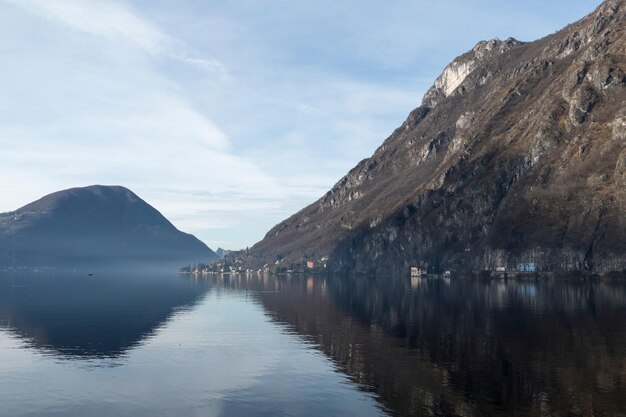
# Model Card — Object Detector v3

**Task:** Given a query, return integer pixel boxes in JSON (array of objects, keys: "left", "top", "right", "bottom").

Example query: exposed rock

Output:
[
  {"left": 246, "top": 0, "right": 626, "bottom": 275},
  {"left": 568, "top": 84, "right": 600, "bottom": 125},
  {"left": 422, "top": 38, "right": 524, "bottom": 107},
  {"left": 612, "top": 112, "right": 626, "bottom": 140}
]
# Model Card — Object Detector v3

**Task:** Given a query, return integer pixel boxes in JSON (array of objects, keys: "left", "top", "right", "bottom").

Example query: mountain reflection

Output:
[
  {"left": 218, "top": 274, "right": 626, "bottom": 417},
  {"left": 0, "top": 271, "right": 211, "bottom": 359}
]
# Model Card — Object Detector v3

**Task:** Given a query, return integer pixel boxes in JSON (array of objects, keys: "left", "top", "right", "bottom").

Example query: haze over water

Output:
[{"left": 1, "top": 271, "right": 625, "bottom": 416}]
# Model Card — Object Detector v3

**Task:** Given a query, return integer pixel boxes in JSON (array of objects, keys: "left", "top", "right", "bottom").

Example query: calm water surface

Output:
[{"left": 1, "top": 271, "right": 625, "bottom": 417}]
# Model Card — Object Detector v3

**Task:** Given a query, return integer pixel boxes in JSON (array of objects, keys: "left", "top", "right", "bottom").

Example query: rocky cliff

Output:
[
  {"left": 0, "top": 185, "right": 217, "bottom": 268},
  {"left": 249, "top": 0, "right": 626, "bottom": 274}
]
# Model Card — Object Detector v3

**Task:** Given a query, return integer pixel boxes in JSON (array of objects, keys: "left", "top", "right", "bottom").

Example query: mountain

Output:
[
  {"left": 246, "top": 0, "right": 626, "bottom": 274},
  {"left": 0, "top": 185, "right": 217, "bottom": 268},
  {"left": 215, "top": 247, "right": 230, "bottom": 259}
]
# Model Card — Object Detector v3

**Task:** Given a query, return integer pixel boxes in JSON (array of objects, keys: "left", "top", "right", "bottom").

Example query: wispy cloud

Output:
[
  {"left": 2, "top": 0, "right": 228, "bottom": 75},
  {"left": 0, "top": 0, "right": 602, "bottom": 249},
  {"left": 6, "top": 0, "right": 169, "bottom": 53},
  {"left": 183, "top": 58, "right": 229, "bottom": 79},
  {"left": 0, "top": 0, "right": 277, "bottom": 248}
]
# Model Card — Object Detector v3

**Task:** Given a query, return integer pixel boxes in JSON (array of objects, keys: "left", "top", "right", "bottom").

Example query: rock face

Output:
[
  {"left": 0, "top": 185, "right": 217, "bottom": 267},
  {"left": 248, "top": 0, "right": 626, "bottom": 274}
]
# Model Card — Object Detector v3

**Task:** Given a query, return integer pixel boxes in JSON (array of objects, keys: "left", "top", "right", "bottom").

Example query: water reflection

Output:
[
  {"left": 0, "top": 271, "right": 211, "bottom": 359},
  {"left": 2, "top": 271, "right": 625, "bottom": 417},
  {"left": 0, "top": 271, "right": 384, "bottom": 417},
  {"left": 217, "top": 274, "right": 626, "bottom": 417}
]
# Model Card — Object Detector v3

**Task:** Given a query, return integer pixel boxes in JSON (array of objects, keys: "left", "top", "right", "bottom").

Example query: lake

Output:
[{"left": 1, "top": 271, "right": 625, "bottom": 417}]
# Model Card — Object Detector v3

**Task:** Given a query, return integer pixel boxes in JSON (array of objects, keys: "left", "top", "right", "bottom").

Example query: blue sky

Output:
[{"left": 0, "top": 0, "right": 601, "bottom": 250}]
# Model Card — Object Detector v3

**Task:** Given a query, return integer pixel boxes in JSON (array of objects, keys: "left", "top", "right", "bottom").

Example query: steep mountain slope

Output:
[
  {"left": 249, "top": 0, "right": 626, "bottom": 274},
  {"left": 0, "top": 185, "right": 217, "bottom": 267}
]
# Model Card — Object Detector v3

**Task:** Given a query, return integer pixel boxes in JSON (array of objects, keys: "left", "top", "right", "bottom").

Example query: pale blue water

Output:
[
  {"left": 2, "top": 271, "right": 626, "bottom": 416},
  {"left": 0, "top": 272, "right": 384, "bottom": 417}
]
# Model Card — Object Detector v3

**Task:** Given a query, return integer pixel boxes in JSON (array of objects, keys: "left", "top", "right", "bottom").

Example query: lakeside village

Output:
[
  {"left": 180, "top": 254, "right": 540, "bottom": 279},
  {"left": 180, "top": 255, "right": 330, "bottom": 276}
]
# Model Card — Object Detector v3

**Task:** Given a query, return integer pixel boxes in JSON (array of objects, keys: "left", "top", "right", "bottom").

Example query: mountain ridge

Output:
[
  {"left": 243, "top": 0, "right": 626, "bottom": 274},
  {"left": 0, "top": 185, "right": 217, "bottom": 268}
]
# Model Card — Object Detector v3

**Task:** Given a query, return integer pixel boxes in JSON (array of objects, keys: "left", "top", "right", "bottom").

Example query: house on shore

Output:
[{"left": 516, "top": 263, "right": 537, "bottom": 273}]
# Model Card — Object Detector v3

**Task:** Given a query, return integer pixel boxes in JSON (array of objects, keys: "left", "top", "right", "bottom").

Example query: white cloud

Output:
[
  {"left": 2, "top": 0, "right": 227, "bottom": 75},
  {"left": 183, "top": 58, "right": 229, "bottom": 78},
  {"left": 5, "top": 0, "right": 170, "bottom": 54},
  {"left": 0, "top": 0, "right": 281, "bottom": 248},
  {"left": 0, "top": 0, "right": 602, "bottom": 249}
]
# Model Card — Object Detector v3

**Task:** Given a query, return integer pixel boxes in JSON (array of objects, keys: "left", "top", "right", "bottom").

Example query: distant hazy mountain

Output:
[
  {"left": 0, "top": 185, "right": 217, "bottom": 268},
  {"left": 215, "top": 247, "right": 230, "bottom": 259},
  {"left": 246, "top": 0, "right": 626, "bottom": 274}
]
